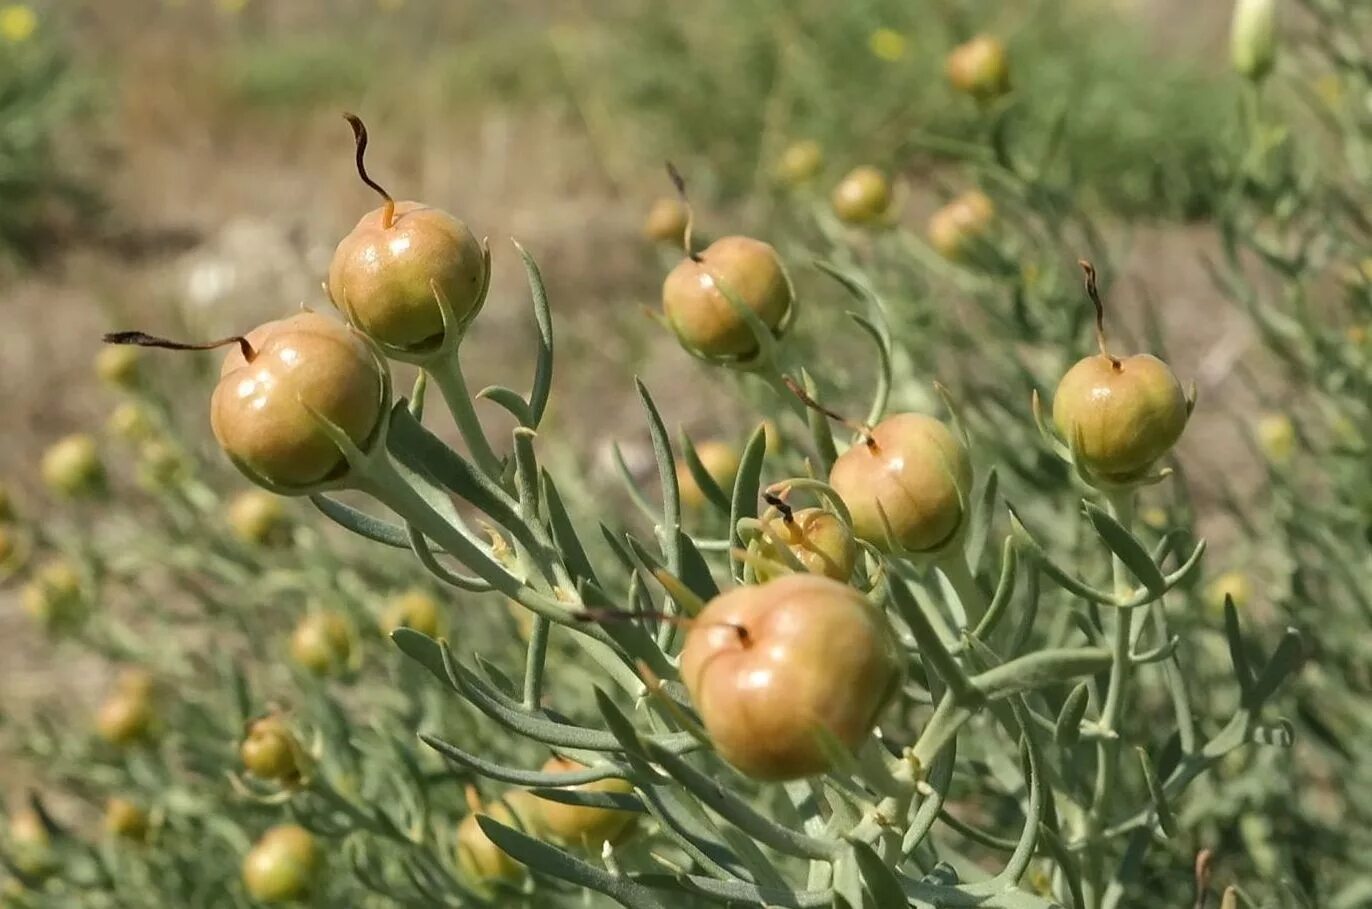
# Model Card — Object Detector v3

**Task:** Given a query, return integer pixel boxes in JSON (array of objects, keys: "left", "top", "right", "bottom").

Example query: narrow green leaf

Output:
[
  {"left": 848, "top": 840, "right": 907, "bottom": 908},
  {"left": 1083, "top": 501, "right": 1166, "bottom": 597},
  {"left": 528, "top": 787, "right": 645, "bottom": 813},
  {"left": 1135, "top": 747, "right": 1177, "bottom": 837},
  {"left": 1248, "top": 629, "right": 1303, "bottom": 709},
  {"left": 730, "top": 423, "right": 768, "bottom": 582},
  {"left": 680, "top": 432, "right": 732, "bottom": 513},
  {"left": 513, "top": 239, "right": 554, "bottom": 428},
  {"left": 1054, "top": 682, "right": 1090, "bottom": 747},
  {"left": 475, "top": 384, "right": 535, "bottom": 427},
  {"left": 311, "top": 495, "right": 410, "bottom": 548},
  {"left": 390, "top": 628, "right": 455, "bottom": 691}
]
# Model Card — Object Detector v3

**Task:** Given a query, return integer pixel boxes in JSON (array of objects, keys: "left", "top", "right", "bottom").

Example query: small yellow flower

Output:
[
  {"left": 1255, "top": 413, "right": 1294, "bottom": 465},
  {"left": 1206, "top": 570, "right": 1252, "bottom": 614},
  {"left": 868, "top": 28, "right": 908, "bottom": 63},
  {"left": 0, "top": 4, "right": 38, "bottom": 43}
]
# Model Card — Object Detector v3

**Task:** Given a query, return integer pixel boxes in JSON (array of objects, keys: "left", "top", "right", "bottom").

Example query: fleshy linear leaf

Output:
[{"left": 1083, "top": 501, "right": 1166, "bottom": 598}]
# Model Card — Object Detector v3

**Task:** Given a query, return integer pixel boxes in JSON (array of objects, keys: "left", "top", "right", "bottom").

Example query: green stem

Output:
[
  {"left": 522, "top": 617, "right": 552, "bottom": 710},
  {"left": 936, "top": 551, "right": 988, "bottom": 631},
  {"left": 1082, "top": 488, "right": 1137, "bottom": 909},
  {"left": 426, "top": 355, "right": 505, "bottom": 480}
]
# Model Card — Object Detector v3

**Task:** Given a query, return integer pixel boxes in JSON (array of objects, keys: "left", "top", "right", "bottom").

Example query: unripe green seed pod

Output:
[
  {"left": 662, "top": 236, "right": 793, "bottom": 359},
  {"left": 41, "top": 434, "right": 105, "bottom": 498},
  {"left": 240, "top": 716, "right": 302, "bottom": 782},
  {"left": 457, "top": 791, "right": 541, "bottom": 884},
  {"left": 829, "top": 414, "right": 972, "bottom": 554},
  {"left": 96, "top": 678, "right": 155, "bottom": 747},
  {"left": 329, "top": 201, "right": 488, "bottom": 352},
  {"left": 757, "top": 508, "right": 858, "bottom": 582},
  {"left": 290, "top": 611, "right": 354, "bottom": 675},
  {"left": 210, "top": 312, "right": 385, "bottom": 490},
  {"left": 106, "top": 402, "right": 156, "bottom": 444},
  {"left": 681, "top": 574, "right": 900, "bottom": 781},
  {"left": 774, "top": 140, "right": 824, "bottom": 186},
  {"left": 677, "top": 441, "right": 741, "bottom": 512},
  {"left": 95, "top": 344, "right": 141, "bottom": 389},
  {"left": 1231, "top": 0, "right": 1278, "bottom": 82},
  {"left": 642, "top": 197, "right": 689, "bottom": 247},
  {"left": 138, "top": 440, "right": 185, "bottom": 487},
  {"left": 535, "top": 758, "right": 637, "bottom": 849},
  {"left": 830, "top": 166, "right": 891, "bottom": 225},
  {"left": 227, "top": 490, "right": 289, "bottom": 546},
  {"left": 946, "top": 35, "right": 1010, "bottom": 100},
  {"left": 928, "top": 190, "right": 995, "bottom": 262},
  {"left": 381, "top": 588, "right": 442, "bottom": 638},
  {"left": 242, "top": 824, "right": 319, "bottom": 903},
  {"left": 21, "top": 559, "right": 84, "bottom": 631},
  {"left": 1052, "top": 354, "right": 1188, "bottom": 483},
  {"left": 104, "top": 797, "right": 149, "bottom": 842}
]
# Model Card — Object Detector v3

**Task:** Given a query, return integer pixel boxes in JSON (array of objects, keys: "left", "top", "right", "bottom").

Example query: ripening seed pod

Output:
[
  {"left": 96, "top": 677, "right": 155, "bottom": 747},
  {"left": 381, "top": 588, "right": 442, "bottom": 638},
  {"left": 210, "top": 312, "right": 385, "bottom": 490},
  {"left": 928, "top": 190, "right": 995, "bottom": 262},
  {"left": 242, "top": 825, "right": 320, "bottom": 903},
  {"left": 830, "top": 166, "right": 892, "bottom": 225},
  {"left": 290, "top": 611, "right": 355, "bottom": 675},
  {"left": 1053, "top": 353, "right": 1189, "bottom": 484},
  {"left": 456, "top": 791, "right": 541, "bottom": 884},
  {"left": 138, "top": 440, "right": 186, "bottom": 487},
  {"left": 21, "top": 559, "right": 85, "bottom": 631},
  {"left": 774, "top": 140, "right": 824, "bottom": 186},
  {"left": 1231, "top": 0, "right": 1278, "bottom": 82},
  {"left": 757, "top": 507, "right": 858, "bottom": 582},
  {"left": 1205, "top": 571, "right": 1252, "bottom": 615},
  {"left": 103, "top": 797, "right": 149, "bottom": 842},
  {"left": 328, "top": 116, "right": 487, "bottom": 353},
  {"left": 642, "top": 197, "right": 689, "bottom": 247},
  {"left": 240, "top": 716, "right": 303, "bottom": 783},
  {"left": 829, "top": 414, "right": 972, "bottom": 554},
  {"left": 681, "top": 574, "right": 900, "bottom": 780},
  {"left": 41, "top": 434, "right": 105, "bottom": 498},
  {"left": 106, "top": 402, "right": 156, "bottom": 443},
  {"left": 95, "top": 344, "right": 141, "bottom": 389},
  {"left": 535, "top": 758, "right": 638, "bottom": 849},
  {"left": 677, "top": 441, "right": 741, "bottom": 511},
  {"left": 662, "top": 236, "right": 794, "bottom": 360},
  {"left": 946, "top": 35, "right": 1010, "bottom": 101},
  {"left": 227, "top": 489, "right": 289, "bottom": 545}
]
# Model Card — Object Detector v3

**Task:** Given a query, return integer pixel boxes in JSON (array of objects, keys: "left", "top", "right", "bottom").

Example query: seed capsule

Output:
[
  {"left": 775, "top": 140, "right": 823, "bottom": 186},
  {"left": 96, "top": 679, "right": 155, "bottom": 747},
  {"left": 240, "top": 716, "right": 302, "bottom": 782},
  {"left": 242, "top": 825, "right": 320, "bottom": 903},
  {"left": 227, "top": 490, "right": 289, "bottom": 545},
  {"left": 829, "top": 414, "right": 972, "bottom": 554},
  {"left": 103, "top": 797, "right": 149, "bottom": 842},
  {"left": 41, "top": 433, "right": 105, "bottom": 498},
  {"left": 8, "top": 808, "right": 55, "bottom": 879},
  {"left": 1231, "top": 0, "right": 1278, "bottom": 82},
  {"left": 95, "top": 345, "right": 142, "bottom": 388},
  {"left": 1052, "top": 353, "right": 1188, "bottom": 483},
  {"left": 535, "top": 758, "right": 637, "bottom": 849},
  {"left": 381, "top": 588, "right": 442, "bottom": 638},
  {"left": 662, "top": 236, "right": 793, "bottom": 359},
  {"left": 21, "top": 560, "right": 85, "bottom": 631},
  {"left": 830, "top": 166, "right": 892, "bottom": 225},
  {"left": 680, "top": 574, "right": 900, "bottom": 780},
  {"left": 946, "top": 35, "right": 1010, "bottom": 101},
  {"left": 290, "top": 611, "right": 355, "bottom": 675},
  {"left": 928, "top": 190, "right": 995, "bottom": 262},
  {"left": 456, "top": 791, "right": 541, "bottom": 884},
  {"left": 757, "top": 507, "right": 858, "bottom": 582},
  {"left": 210, "top": 312, "right": 385, "bottom": 490},
  {"left": 642, "top": 197, "right": 689, "bottom": 246}
]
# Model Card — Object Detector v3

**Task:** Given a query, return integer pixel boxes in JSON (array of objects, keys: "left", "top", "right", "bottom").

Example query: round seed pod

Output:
[
  {"left": 106, "top": 402, "right": 156, "bottom": 443},
  {"left": 290, "top": 611, "right": 355, "bottom": 675},
  {"left": 103, "top": 797, "right": 149, "bottom": 842},
  {"left": 534, "top": 758, "right": 637, "bottom": 849},
  {"left": 456, "top": 791, "right": 542, "bottom": 885},
  {"left": 928, "top": 190, "right": 995, "bottom": 262},
  {"left": 758, "top": 507, "right": 858, "bottom": 582},
  {"left": 41, "top": 434, "right": 105, "bottom": 498},
  {"left": 642, "top": 197, "right": 689, "bottom": 247},
  {"left": 8, "top": 808, "right": 55, "bottom": 879},
  {"left": 680, "top": 574, "right": 901, "bottom": 780},
  {"left": 96, "top": 682, "right": 155, "bottom": 747},
  {"left": 240, "top": 716, "right": 302, "bottom": 782},
  {"left": 662, "top": 236, "right": 793, "bottom": 359},
  {"left": 829, "top": 414, "right": 972, "bottom": 554},
  {"left": 830, "top": 166, "right": 892, "bottom": 225},
  {"left": 381, "top": 588, "right": 442, "bottom": 638},
  {"left": 227, "top": 490, "right": 289, "bottom": 546},
  {"left": 20, "top": 559, "right": 84, "bottom": 631},
  {"left": 775, "top": 140, "right": 824, "bottom": 186},
  {"left": 946, "top": 35, "right": 1010, "bottom": 100},
  {"left": 95, "top": 345, "right": 141, "bottom": 389},
  {"left": 329, "top": 201, "right": 487, "bottom": 353},
  {"left": 242, "top": 824, "right": 320, "bottom": 903},
  {"left": 210, "top": 312, "right": 385, "bottom": 490},
  {"left": 1052, "top": 353, "right": 1188, "bottom": 483}
]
